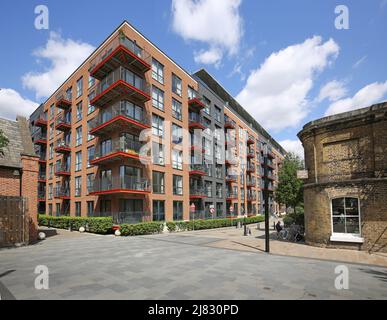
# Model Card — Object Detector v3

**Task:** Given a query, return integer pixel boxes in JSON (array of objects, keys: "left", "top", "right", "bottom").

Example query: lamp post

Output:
[{"left": 263, "top": 143, "right": 270, "bottom": 253}]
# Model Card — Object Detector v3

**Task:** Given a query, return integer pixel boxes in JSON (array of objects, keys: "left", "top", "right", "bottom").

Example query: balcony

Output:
[
  {"left": 55, "top": 140, "right": 71, "bottom": 154},
  {"left": 246, "top": 179, "right": 256, "bottom": 187},
  {"left": 188, "top": 90, "right": 205, "bottom": 111},
  {"left": 55, "top": 164, "right": 71, "bottom": 176},
  {"left": 38, "top": 191, "right": 46, "bottom": 201},
  {"left": 55, "top": 91, "right": 72, "bottom": 110},
  {"left": 190, "top": 145, "right": 205, "bottom": 154},
  {"left": 38, "top": 154, "right": 47, "bottom": 164},
  {"left": 38, "top": 172, "right": 46, "bottom": 183},
  {"left": 90, "top": 176, "right": 151, "bottom": 196},
  {"left": 34, "top": 114, "right": 47, "bottom": 127},
  {"left": 189, "top": 113, "right": 206, "bottom": 130},
  {"left": 89, "top": 32, "right": 151, "bottom": 81},
  {"left": 247, "top": 136, "right": 255, "bottom": 145},
  {"left": 224, "top": 116, "right": 236, "bottom": 129},
  {"left": 247, "top": 194, "right": 257, "bottom": 201},
  {"left": 246, "top": 164, "right": 256, "bottom": 173},
  {"left": 55, "top": 113, "right": 71, "bottom": 131},
  {"left": 247, "top": 150, "right": 255, "bottom": 159},
  {"left": 54, "top": 187, "right": 70, "bottom": 199},
  {"left": 189, "top": 164, "right": 206, "bottom": 176},
  {"left": 226, "top": 191, "right": 238, "bottom": 201},
  {"left": 32, "top": 131, "right": 47, "bottom": 145},
  {"left": 226, "top": 175, "right": 238, "bottom": 183},
  {"left": 189, "top": 188, "right": 207, "bottom": 199},
  {"left": 92, "top": 211, "right": 152, "bottom": 225},
  {"left": 264, "top": 173, "right": 276, "bottom": 181},
  {"left": 91, "top": 67, "right": 151, "bottom": 108},
  {"left": 89, "top": 101, "right": 150, "bottom": 136},
  {"left": 90, "top": 138, "right": 149, "bottom": 166}
]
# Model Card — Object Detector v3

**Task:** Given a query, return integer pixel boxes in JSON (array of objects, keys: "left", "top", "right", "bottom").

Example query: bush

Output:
[
  {"left": 283, "top": 211, "right": 304, "bottom": 227},
  {"left": 167, "top": 216, "right": 265, "bottom": 233},
  {"left": 120, "top": 221, "right": 164, "bottom": 236},
  {"left": 38, "top": 215, "right": 113, "bottom": 234}
]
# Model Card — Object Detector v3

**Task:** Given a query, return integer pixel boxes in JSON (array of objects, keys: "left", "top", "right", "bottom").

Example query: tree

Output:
[
  {"left": 275, "top": 152, "right": 304, "bottom": 215},
  {"left": 0, "top": 129, "right": 9, "bottom": 156}
]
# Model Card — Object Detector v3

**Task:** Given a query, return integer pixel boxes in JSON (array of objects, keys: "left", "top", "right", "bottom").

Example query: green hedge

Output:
[
  {"left": 38, "top": 215, "right": 113, "bottom": 234},
  {"left": 119, "top": 221, "right": 164, "bottom": 236},
  {"left": 166, "top": 216, "right": 264, "bottom": 232}
]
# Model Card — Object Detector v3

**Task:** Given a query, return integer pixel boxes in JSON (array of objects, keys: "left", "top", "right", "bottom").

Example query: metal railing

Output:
[
  {"left": 189, "top": 112, "right": 206, "bottom": 126},
  {"left": 94, "top": 66, "right": 150, "bottom": 98},
  {"left": 89, "top": 32, "right": 151, "bottom": 72},
  {"left": 226, "top": 191, "right": 238, "bottom": 199},
  {"left": 224, "top": 116, "right": 236, "bottom": 128},
  {"left": 190, "top": 188, "right": 206, "bottom": 197},
  {"left": 54, "top": 187, "right": 70, "bottom": 198},
  {"left": 55, "top": 113, "right": 71, "bottom": 126},
  {"left": 56, "top": 90, "right": 72, "bottom": 103},
  {"left": 38, "top": 172, "right": 46, "bottom": 180},
  {"left": 32, "top": 131, "right": 47, "bottom": 141},
  {"left": 93, "top": 137, "right": 144, "bottom": 160},
  {"left": 38, "top": 191, "right": 46, "bottom": 199},
  {"left": 89, "top": 100, "right": 150, "bottom": 130},
  {"left": 55, "top": 139, "right": 71, "bottom": 149},
  {"left": 190, "top": 164, "right": 206, "bottom": 172},
  {"left": 92, "top": 176, "right": 150, "bottom": 193},
  {"left": 55, "top": 163, "right": 70, "bottom": 173}
]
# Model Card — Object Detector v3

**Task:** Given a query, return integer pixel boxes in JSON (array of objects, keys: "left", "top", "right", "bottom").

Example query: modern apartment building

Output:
[{"left": 29, "top": 21, "right": 286, "bottom": 223}]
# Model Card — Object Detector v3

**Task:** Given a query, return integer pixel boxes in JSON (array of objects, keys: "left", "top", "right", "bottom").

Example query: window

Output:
[
  {"left": 153, "top": 200, "right": 165, "bottom": 221},
  {"left": 49, "top": 163, "right": 53, "bottom": 179},
  {"left": 203, "top": 97, "right": 211, "bottom": 115},
  {"left": 76, "top": 126, "right": 82, "bottom": 146},
  {"left": 173, "top": 175, "right": 183, "bottom": 195},
  {"left": 87, "top": 173, "right": 94, "bottom": 194},
  {"left": 49, "top": 144, "right": 53, "bottom": 160},
  {"left": 187, "top": 86, "right": 196, "bottom": 100},
  {"left": 216, "top": 183, "right": 223, "bottom": 198},
  {"left": 50, "top": 104, "right": 55, "bottom": 118},
  {"left": 49, "top": 123, "right": 54, "bottom": 139},
  {"left": 172, "top": 99, "right": 182, "bottom": 121},
  {"left": 75, "top": 151, "right": 82, "bottom": 171},
  {"left": 152, "top": 171, "right": 165, "bottom": 194},
  {"left": 101, "top": 139, "right": 112, "bottom": 156},
  {"left": 87, "top": 201, "right": 94, "bottom": 216},
  {"left": 88, "top": 76, "right": 95, "bottom": 88},
  {"left": 332, "top": 198, "right": 361, "bottom": 235},
  {"left": 88, "top": 92, "right": 95, "bottom": 114},
  {"left": 214, "top": 106, "right": 221, "bottom": 122},
  {"left": 152, "top": 58, "right": 164, "bottom": 84},
  {"left": 55, "top": 203, "right": 61, "bottom": 217},
  {"left": 172, "top": 73, "right": 182, "bottom": 96},
  {"left": 48, "top": 204, "right": 53, "bottom": 216},
  {"left": 76, "top": 101, "right": 83, "bottom": 121},
  {"left": 76, "top": 77, "right": 83, "bottom": 98},
  {"left": 120, "top": 100, "right": 144, "bottom": 122},
  {"left": 173, "top": 201, "right": 183, "bottom": 221},
  {"left": 172, "top": 123, "right": 183, "bottom": 144},
  {"left": 172, "top": 149, "right": 183, "bottom": 170},
  {"left": 100, "top": 200, "right": 111, "bottom": 214},
  {"left": 215, "top": 165, "right": 223, "bottom": 179},
  {"left": 75, "top": 202, "right": 81, "bottom": 217},
  {"left": 66, "top": 87, "right": 72, "bottom": 101},
  {"left": 75, "top": 176, "right": 82, "bottom": 197},
  {"left": 152, "top": 86, "right": 164, "bottom": 111},
  {"left": 48, "top": 184, "right": 53, "bottom": 200},
  {"left": 87, "top": 146, "right": 95, "bottom": 167},
  {"left": 152, "top": 142, "right": 165, "bottom": 165},
  {"left": 205, "top": 181, "right": 213, "bottom": 197},
  {"left": 87, "top": 120, "right": 94, "bottom": 141},
  {"left": 152, "top": 114, "right": 164, "bottom": 137}
]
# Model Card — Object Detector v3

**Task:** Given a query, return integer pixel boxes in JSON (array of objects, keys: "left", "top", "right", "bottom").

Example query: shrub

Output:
[
  {"left": 283, "top": 211, "right": 304, "bottom": 227},
  {"left": 120, "top": 221, "right": 164, "bottom": 236},
  {"left": 38, "top": 215, "right": 113, "bottom": 234},
  {"left": 166, "top": 216, "right": 265, "bottom": 232}
]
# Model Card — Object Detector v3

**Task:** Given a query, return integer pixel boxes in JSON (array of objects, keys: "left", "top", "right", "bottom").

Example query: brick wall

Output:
[{"left": 0, "top": 167, "right": 20, "bottom": 196}]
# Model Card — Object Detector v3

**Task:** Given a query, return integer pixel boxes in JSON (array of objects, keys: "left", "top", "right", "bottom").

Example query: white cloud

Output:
[
  {"left": 325, "top": 81, "right": 387, "bottom": 116},
  {"left": 317, "top": 80, "right": 347, "bottom": 102},
  {"left": 171, "top": 0, "right": 243, "bottom": 64},
  {"left": 279, "top": 139, "right": 304, "bottom": 159},
  {"left": 22, "top": 32, "right": 95, "bottom": 99},
  {"left": 0, "top": 88, "right": 39, "bottom": 120},
  {"left": 236, "top": 36, "right": 339, "bottom": 131},
  {"left": 194, "top": 47, "right": 223, "bottom": 66}
]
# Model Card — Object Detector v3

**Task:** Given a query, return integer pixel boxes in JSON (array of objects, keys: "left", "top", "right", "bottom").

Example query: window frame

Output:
[{"left": 330, "top": 197, "right": 362, "bottom": 237}]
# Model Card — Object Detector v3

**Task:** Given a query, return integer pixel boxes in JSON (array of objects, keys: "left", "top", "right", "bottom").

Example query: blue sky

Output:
[{"left": 0, "top": 0, "right": 386, "bottom": 156}]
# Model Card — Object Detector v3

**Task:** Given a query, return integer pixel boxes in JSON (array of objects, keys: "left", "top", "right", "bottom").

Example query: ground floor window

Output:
[
  {"left": 173, "top": 201, "right": 183, "bottom": 221},
  {"left": 48, "top": 204, "right": 52, "bottom": 216},
  {"left": 87, "top": 201, "right": 94, "bottom": 216},
  {"left": 75, "top": 202, "right": 81, "bottom": 217},
  {"left": 153, "top": 200, "right": 165, "bottom": 221},
  {"left": 55, "top": 203, "right": 60, "bottom": 216},
  {"left": 331, "top": 197, "right": 360, "bottom": 235},
  {"left": 100, "top": 200, "right": 111, "bottom": 214}
]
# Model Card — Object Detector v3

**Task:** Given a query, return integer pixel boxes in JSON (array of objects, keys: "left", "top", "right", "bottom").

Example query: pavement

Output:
[{"left": 0, "top": 226, "right": 386, "bottom": 300}]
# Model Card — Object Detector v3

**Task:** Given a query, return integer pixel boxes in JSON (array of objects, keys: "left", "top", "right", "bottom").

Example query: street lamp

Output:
[{"left": 263, "top": 143, "right": 270, "bottom": 253}]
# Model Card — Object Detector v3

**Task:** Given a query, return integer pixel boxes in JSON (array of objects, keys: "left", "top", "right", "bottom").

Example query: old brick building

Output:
[
  {"left": 0, "top": 116, "right": 39, "bottom": 243},
  {"left": 298, "top": 102, "right": 387, "bottom": 253}
]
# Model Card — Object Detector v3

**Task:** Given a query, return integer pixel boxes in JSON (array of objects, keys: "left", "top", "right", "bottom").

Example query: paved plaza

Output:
[{"left": 0, "top": 227, "right": 386, "bottom": 300}]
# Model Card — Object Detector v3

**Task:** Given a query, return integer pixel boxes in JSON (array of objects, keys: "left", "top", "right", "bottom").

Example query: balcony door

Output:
[
  {"left": 120, "top": 165, "right": 142, "bottom": 190},
  {"left": 101, "top": 169, "right": 112, "bottom": 190}
]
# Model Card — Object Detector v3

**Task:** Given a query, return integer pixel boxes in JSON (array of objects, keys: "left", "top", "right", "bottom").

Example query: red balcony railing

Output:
[
  {"left": 55, "top": 139, "right": 71, "bottom": 154},
  {"left": 90, "top": 67, "right": 151, "bottom": 108},
  {"left": 34, "top": 114, "right": 47, "bottom": 127},
  {"left": 32, "top": 131, "right": 47, "bottom": 145},
  {"left": 224, "top": 116, "right": 236, "bottom": 129},
  {"left": 247, "top": 135, "right": 255, "bottom": 145},
  {"left": 189, "top": 188, "right": 207, "bottom": 199},
  {"left": 55, "top": 91, "right": 72, "bottom": 110},
  {"left": 189, "top": 113, "right": 207, "bottom": 130},
  {"left": 55, "top": 164, "right": 71, "bottom": 176},
  {"left": 55, "top": 113, "right": 71, "bottom": 131},
  {"left": 226, "top": 191, "right": 238, "bottom": 201},
  {"left": 90, "top": 176, "right": 151, "bottom": 196},
  {"left": 189, "top": 164, "right": 206, "bottom": 176},
  {"left": 89, "top": 100, "right": 150, "bottom": 136},
  {"left": 89, "top": 32, "right": 151, "bottom": 80}
]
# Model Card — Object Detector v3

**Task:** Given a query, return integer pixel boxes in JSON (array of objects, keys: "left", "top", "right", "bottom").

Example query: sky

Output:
[{"left": 0, "top": 0, "right": 386, "bottom": 157}]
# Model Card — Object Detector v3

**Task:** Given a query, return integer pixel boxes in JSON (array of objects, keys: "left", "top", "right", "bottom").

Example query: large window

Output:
[
  {"left": 152, "top": 58, "right": 164, "bottom": 84},
  {"left": 172, "top": 99, "right": 182, "bottom": 121},
  {"left": 75, "top": 176, "right": 82, "bottom": 197},
  {"left": 331, "top": 197, "right": 361, "bottom": 235},
  {"left": 152, "top": 142, "right": 165, "bottom": 166},
  {"left": 172, "top": 124, "right": 183, "bottom": 144},
  {"left": 172, "top": 73, "right": 182, "bottom": 96},
  {"left": 173, "top": 201, "right": 183, "bottom": 221},
  {"left": 153, "top": 200, "right": 165, "bottom": 221},
  {"left": 172, "top": 149, "right": 183, "bottom": 170},
  {"left": 152, "top": 171, "right": 165, "bottom": 194},
  {"left": 75, "top": 202, "right": 81, "bottom": 217},
  {"left": 87, "top": 201, "right": 94, "bottom": 216},
  {"left": 87, "top": 173, "right": 94, "bottom": 194},
  {"left": 173, "top": 175, "right": 183, "bottom": 195},
  {"left": 87, "top": 146, "right": 95, "bottom": 168},
  {"left": 75, "top": 151, "right": 82, "bottom": 171},
  {"left": 76, "top": 77, "right": 83, "bottom": 98},
  {"left": 152, "top": 86, "right": 164, "bottom": 111},
  {"left": 76, "top": 101, "right": 83, "bottom": 121},
  {"left": 152, "top": 114, "right": 164, "bottom": 137},
  {"left": 76, "top": 126, "right": 82, "bottom": 146}
]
